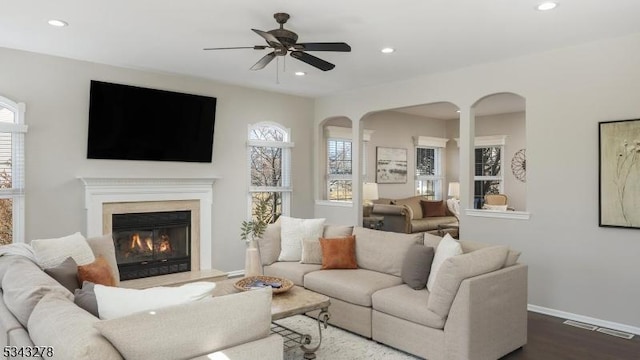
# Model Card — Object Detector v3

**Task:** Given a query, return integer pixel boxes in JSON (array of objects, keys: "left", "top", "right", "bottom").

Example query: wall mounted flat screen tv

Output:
[{"left": 87, "top": 80, "right": 217, "bottom": 162}]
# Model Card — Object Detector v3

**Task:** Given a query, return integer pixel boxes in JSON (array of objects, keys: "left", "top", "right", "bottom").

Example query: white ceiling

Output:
[{"left": 2, "top": 0, "right": 640, "bottom": 102}]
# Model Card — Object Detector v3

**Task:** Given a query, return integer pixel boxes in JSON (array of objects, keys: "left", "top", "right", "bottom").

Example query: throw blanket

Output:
[{"left": 0, "top": 243, "right": 38, "bottom": 263}]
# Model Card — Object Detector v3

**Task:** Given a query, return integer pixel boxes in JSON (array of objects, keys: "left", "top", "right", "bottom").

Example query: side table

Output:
[{"left": 363, "top": 216, "right": 384, "bottom": 230}]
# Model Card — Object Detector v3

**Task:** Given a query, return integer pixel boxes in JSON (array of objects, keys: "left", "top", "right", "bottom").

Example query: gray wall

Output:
[
  {"left": 0, "top": 47, "right": 315, "bottom": 273},
  {"left": 447, "top": 112, "right": 527, "bottom": 210},
  {"left": 363, "top": 111, "right": 449, "bottom": 199},
  {"left": 315, "top": 33, "right": 640, "bottom": 331}
]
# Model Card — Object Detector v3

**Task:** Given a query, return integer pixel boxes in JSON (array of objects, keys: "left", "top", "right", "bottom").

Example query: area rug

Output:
[{"left": 278, "top": 315, "right": 420, "bottom": 360}]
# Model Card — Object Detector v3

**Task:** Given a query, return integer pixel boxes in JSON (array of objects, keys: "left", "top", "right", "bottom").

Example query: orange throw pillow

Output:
[
  {"left": 77, "top": 255, "right": 116, "bottom": 286},
  {"left": 319, "top": 235, "right": 358, "bottom": 270}
]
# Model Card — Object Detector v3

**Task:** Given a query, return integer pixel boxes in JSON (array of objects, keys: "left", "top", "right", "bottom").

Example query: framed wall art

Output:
[
  {"left": 376, "top": 147, "right": 407, "bottom": 184},
  {"left": 599, "top": 118, "right": 640, "bottom": 229}
]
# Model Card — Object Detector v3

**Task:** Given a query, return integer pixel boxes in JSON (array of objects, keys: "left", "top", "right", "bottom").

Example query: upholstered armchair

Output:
[{"left": 483, "top": 194, "right": 513, "bottom": 211}]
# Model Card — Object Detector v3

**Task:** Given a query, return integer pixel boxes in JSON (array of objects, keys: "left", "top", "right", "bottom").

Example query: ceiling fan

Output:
[{"left": 204, "top": 13, "right": 351, "bottom": 71}]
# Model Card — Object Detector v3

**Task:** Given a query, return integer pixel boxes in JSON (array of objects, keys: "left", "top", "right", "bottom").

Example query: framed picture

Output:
[
  {"left": 599, "top": 118, "right": 640, "bottom": 229},
  {"left": 376, "top": 147, "right": 407, "bottom": 184}
]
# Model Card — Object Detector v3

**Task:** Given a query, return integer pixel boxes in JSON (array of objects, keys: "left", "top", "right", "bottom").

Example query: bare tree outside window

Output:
[
  {"left": 474, "top": 147, "right": 502, "bottom": 206},
  {"left": 327, "top": 139, "right": 352, "bottom": 200},
  {"left": 415, "top": 147, "right": 441, "bottom": 199},
  {"left": 0, "top": 159, "right": 12, "bottom": 245},
  {"left": 248, "top": 125, "right": 290, "bottom": 222}
]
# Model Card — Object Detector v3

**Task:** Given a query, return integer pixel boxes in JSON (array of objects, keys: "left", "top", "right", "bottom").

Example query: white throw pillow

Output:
[
  {"left": 94, "top": 281, "right": 216, "bottom": 320},
  {"left": 31, "top": 232, "right": 96, "bottom": 269},
  {"left": 278, "top": 217, "right": 325, "bottom": 261},
  {"left": 426, "top": 233, "right": 463, "bottom": 292}
]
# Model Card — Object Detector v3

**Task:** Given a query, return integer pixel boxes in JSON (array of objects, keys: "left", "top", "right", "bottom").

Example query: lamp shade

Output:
[
  {"left": 363, "top": 182, "right": 379, "bottom": 202},
  {"left": 448, "top": 182, "right": 460, "bottom": 199}
]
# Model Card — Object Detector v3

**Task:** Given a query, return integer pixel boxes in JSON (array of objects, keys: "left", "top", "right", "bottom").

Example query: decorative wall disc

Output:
[{"left": 511, "top": 148, "right": 526, "bottom": 183}]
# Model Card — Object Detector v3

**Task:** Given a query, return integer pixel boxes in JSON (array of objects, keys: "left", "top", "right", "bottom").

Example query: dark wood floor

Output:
[{"left": 501, "top": 312, "right": 640, "bottom": 360}]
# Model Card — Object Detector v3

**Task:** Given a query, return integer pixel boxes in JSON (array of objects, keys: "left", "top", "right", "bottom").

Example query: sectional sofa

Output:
[
  {"left": 259, "top": 224, "right": 528, "bottom": 360},
  {"left": 0, "top": 237, "right": 283, "bottom": 360}
]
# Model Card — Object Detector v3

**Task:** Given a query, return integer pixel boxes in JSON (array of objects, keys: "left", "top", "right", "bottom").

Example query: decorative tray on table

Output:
[{"left": 234, "top": 275, "right": 294, "bottom": 294}]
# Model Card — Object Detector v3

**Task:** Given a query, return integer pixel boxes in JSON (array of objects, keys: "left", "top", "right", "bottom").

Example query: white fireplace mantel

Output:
[{"left": 79, "top": 177, "right": 219, "bottom": 270}]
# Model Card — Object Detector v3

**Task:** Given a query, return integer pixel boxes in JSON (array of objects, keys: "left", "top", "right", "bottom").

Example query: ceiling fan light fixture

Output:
[
  {"left": 295, "top": 71, "right": 306, "bottom": 76},
  {"left": 537, "top": 2, "right": 557, "bottom": 11},
  {"left": 48, "top": 19, "right": 68, "bottom": 27},
  {"left": 381, "top": 47, "right": 395, "bottom": 54}
]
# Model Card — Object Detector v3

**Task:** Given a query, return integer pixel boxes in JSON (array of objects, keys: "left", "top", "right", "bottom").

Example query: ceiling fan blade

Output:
[
  {"left": 290, "top": 51, "right": 335, "bottom": 71},
  {"left": 296, "top": 42, "right": 351, "bottom": 52},
  {"left": 251, "top": 29, "right": 283, "bottom": 47},
  {"left": 203, "top": 45, "right": 268, "bottom": 50},
  {"left": 250, "top": 52, "right": 276, "bottom": 70}
]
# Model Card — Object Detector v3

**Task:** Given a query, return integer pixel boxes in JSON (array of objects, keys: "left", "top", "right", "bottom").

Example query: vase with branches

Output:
[
  {"left": 240, "top": 196, "right": 271, "bottom": 277},
  {"left": 240, "top": 196, "right": 270, "bottom": 247}
]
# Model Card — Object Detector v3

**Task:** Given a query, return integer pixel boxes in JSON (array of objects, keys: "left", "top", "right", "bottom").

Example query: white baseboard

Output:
[{"left": 528, "top": 304, "right": 640, "bottom": 336}]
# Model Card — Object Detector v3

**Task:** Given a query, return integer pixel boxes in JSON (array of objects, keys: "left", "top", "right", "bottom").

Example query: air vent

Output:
[
  {"left": 563, "top": 320, "right": 598, "bottom": 331},
  {"left": 596, "top": 328, "right": 635, "bottom": 340}
]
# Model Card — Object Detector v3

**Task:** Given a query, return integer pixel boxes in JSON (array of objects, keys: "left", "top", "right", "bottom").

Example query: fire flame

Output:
[{"left": 129, "top": 233, "right": 172, "bottom": 253}]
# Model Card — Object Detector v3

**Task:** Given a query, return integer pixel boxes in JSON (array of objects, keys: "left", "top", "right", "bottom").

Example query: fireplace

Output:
[{"left": 112, "top": 210, "right": 191, "bottom": 280}]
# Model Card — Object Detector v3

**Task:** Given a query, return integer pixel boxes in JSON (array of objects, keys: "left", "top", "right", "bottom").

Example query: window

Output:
[
  {"left": 414, "top": 136, "right": 448, "bottom": 199},
  {"left": 0, "top": 96, "right": 27, "bottom": 245},
  {"left": 247, "top": 122, "right": 293, "bottom": 222},
  {"left": 327, "top": 138, "right": 352, "bottom": 201},
  {"left": 474, "top": 145, "right": 504, "bottom": 208}
]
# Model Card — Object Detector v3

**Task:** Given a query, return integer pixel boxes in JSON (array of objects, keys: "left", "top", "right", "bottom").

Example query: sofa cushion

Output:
[
  {"left": 460, "top": 239, "right": 521, "bottom": 267},
  {"left": 94, "top": 281, "right": 216, "bottom": 319},
  {"left": 322, "top": 224, "right": 354, "bottom": 238},
  {"left": 420, "top": 200, "right": 446, "bottom": 217},
  {"left": 258, "top": 221, "right": 281, "bottom": 266},
  {"left": 28, "top": 292, "right": 123, "bottom": 359},
  {"left": 320, "top": 235, "right": 357, "bottom": 269},
  {"left": 95, "top": 289, "right": 272, "bottom": 360},
  {"left": 304, "top": 269, "right": 402, "bottom": 307},
  {"left": 74, "top": 281, "right": 99, "bottom": 317},
  {"left": 427, "top": 246, "right": 509, "bottom": 318},
  {"left": 372, "top": 284, "right": 445, "bottom": 329},
  {"left": 401, "top": 245, "right": 435, "bottom": 290},
  {"left": 426, "top": 234, "right": 462, "bottom": 292},
  {"left": 301, "top": 237, "right": 323, "bottom": 264},
  {"left": 78, "top": 255, "right": 116, "bottom": 286},
  {"left": 395, "top": 196, "right": 424, "bottom": 219},
  {"left": 410, "top": 216, "right": 458, "bottom": 233},
  {"left": 353, "top": 227, "right": 422, "bottom": 277},
  {"left": 2, "top": 259, "right": 73, "bottom": 326},
  {"left": 31, "top": 232, "right": 96, "bottom": 269},
  {"left": 278, "top": 217, "right": 325, "bottom": 261},
  {"left": 44, "top": 256, "right": 80, "bottom": 293},
  {"left": 263, "top": 262, "right": 322, "bottom": 286},
  {"left": 86, "top": 234, "right": 120, "bottom": 286}
]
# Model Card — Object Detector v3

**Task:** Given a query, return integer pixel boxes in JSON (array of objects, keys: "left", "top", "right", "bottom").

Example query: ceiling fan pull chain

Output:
[{"left": 276, "top": 57, "right": 280, "bottom": 84}]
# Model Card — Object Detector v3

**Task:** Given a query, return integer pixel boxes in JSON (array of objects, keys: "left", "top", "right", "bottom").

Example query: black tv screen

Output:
[{"left": 87, "top": 80, "right": 216, "bottom": 162}]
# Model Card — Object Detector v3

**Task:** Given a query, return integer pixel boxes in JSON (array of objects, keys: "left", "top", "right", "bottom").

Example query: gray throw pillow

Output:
[
  {"left": 44, "top": 256, "right": 80, "bottom": 293},
  {"left": 401, "top": 245, "right": 435, "bottom": 290},
  {"left": 74, "top": 281, "right": 99, "bottom": 317}
]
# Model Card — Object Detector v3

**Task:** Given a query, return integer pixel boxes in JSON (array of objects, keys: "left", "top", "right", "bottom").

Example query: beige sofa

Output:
[
  {"left": 0, "top": 241, "right": 282, "bottom": 360},
  {"left": 259, "top": 224, "right": 527, "bottom": 360},
  {"left": 371, "top": 196, "right": 458, "bottom": 234}
]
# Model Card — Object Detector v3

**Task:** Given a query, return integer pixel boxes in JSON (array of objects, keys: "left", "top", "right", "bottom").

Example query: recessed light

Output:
[
  {"left": 456, "top": 110, "right": 461, "bottom": 113},
  {"left": 537, "top": 2, "right": 557, "bottom": 11},
  {"left": 48, "top": 19, "right": 68, "bottom": 27},
  {"left": 381, "top": 47, "right": 395, "bottom": 54},
  {"left": 294, "top": 71, "right": 306, "bottom": 76}
]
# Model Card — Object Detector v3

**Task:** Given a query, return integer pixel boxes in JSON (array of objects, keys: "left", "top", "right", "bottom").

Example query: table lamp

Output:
[
  {"left": 448, "top": 182, "right": 460, "bottom": 200},
  {"left": 362, "top": 182, "right": 379, "bottom": 217}
]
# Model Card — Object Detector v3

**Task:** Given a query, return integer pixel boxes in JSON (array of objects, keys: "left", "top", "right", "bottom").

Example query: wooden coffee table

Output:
[{"left": 214, "top": 279, "right": 330, "bottom": 359}]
